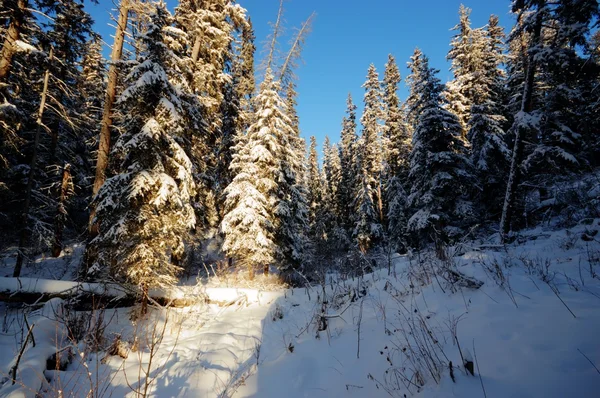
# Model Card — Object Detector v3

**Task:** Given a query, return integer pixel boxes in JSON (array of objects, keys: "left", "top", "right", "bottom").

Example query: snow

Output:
[{"left": 1, "top": 222, "right": 600, "bottom": 397}]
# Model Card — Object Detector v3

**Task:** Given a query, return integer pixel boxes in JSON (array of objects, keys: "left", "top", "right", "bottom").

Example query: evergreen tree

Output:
[
  {"left": 321, "top": 137, "right": 344, "bottom": 250},
  {"left": 468, "top": 15, "right": 510, "bottom": 216},
  {"left": 446, "top": 4, "right": 479, "bottom": 137},
  {"left": 406, "top": 51, "right": 474, "bottom": 247},
  {"left": 382, "top": 55, "right": 411, "bottom": 250},
  {"left": 307, "top": 136, "right": 321, "bottom": 224},
  {"left": 222, "top": 69, "right": 306, "bottom": 278},
  {"left": 382, "top": 54, "right": 411, "bottom": 182},
  {"left": 354, "top": 168, "right": 383, "bottom": 254},
  {"left": 523, "top": 0, "right": 599, "bottom": 175},
  {"left": 501, "top": 0, "right": 599, "bottom": 237},
  {"left": 90, "top": 3, "right": 196, "bottom": 309},
  {"left": 336, "top": 93, "right": 359, "bottom": 242},
  {"left": 354, "top": 65, "right": 383, "bottom": 248},
  {"left": 275, "top": 81, "right": 309, "bottom": 274},
  {"left": 405, "top": 48, "right": 426, "bottom": 130}
]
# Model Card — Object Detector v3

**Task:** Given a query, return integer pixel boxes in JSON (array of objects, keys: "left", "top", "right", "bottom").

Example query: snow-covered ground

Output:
[{"left": 1, "top": 221, "right": 600, "bottom": 397}]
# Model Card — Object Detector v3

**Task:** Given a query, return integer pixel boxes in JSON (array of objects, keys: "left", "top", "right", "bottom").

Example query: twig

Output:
[
  {"left": 11, "top": 323, "right": 35, "bottom": 384},
  {"left": 472, "top": 339, "right": 487, "bottom": 398},
  {"left": 23, "top": 314, "right": 35, "bottom": 347},
  {"left": 548, "top": 284, "right": 577, "bottom": 318},
  {"left": 356, "top": 298, "right": 364, "bottom": 359},
  {"left": 578, "top": 348, "right": 600, "bottom": 375}
]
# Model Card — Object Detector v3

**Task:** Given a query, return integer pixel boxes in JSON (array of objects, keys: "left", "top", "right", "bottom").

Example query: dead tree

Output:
[
  {"left": 51, "top": 163, "right": 72, "bottom": 257},
  {"left": 500, "top": 9, "right": 543, "bottom": 242},
  {"left": 88, "top": 0, "right": 130, "bottom": 234}
]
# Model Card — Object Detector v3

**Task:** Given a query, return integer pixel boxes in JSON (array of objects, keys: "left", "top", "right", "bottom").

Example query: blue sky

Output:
[{"left": 89, "top": 0, "right": 514, "bottom": 151}]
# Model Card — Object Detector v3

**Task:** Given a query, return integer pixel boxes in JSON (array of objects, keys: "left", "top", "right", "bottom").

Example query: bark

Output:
[
  {"left": 88, "top": 0, "right": 130, "bottom": 233},
  {"left": 500, "top": 10, "right": 543, "bottom": 242},
  {"left": 0, "top": 0, "right": 27, "bottom": 83},
  {"left": 14, "top": 49, "right": 53, "bottom": 277},
  {"left": 51, "top": 164, "right": 72, "bottom": 257}
]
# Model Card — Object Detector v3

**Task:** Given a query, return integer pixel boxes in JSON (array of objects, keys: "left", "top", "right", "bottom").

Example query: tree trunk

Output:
[
  {"left": 88, "top": 0, "right": 130, "bottom": 234},
  {"left": 248, "top": 264, "right": 255, "bottom": 280},
  {"left": 500, "top": 11, "right": 543, "bottom": 242},
  {"left": 51, "top": 164, "right": 72, "bottom": 257},
  {"left": 141, "top": 283, "right": 149, "bottom": 315},
  {"left": 13, "top": 49, "right": 53, "bottom": 278},
  {"left": 0, "top": 0, "right": 27, "bottom": 83}
]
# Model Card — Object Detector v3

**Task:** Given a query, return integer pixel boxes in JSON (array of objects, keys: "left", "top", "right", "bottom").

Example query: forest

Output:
[{"left": 0, "top": 0, "right": 599, "bottom": 397}]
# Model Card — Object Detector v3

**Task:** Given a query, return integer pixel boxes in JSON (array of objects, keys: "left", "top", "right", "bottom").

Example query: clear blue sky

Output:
[{"left": 89, "top": 0, "right": 513, "bottom": 152}]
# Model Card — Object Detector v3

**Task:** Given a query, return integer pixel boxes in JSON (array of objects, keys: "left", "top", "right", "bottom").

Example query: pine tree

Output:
[
  {"left": 406, "top": 51, "right": 474, "bottom": 248},
  {"left": 90, "top": 3, "right": 196, "bottom": 309}
]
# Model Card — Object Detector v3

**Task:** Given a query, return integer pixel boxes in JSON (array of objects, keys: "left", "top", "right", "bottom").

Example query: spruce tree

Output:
[
  {"left": 468, "top": 15, "right": 510, "bottom": 217},
  {"left": 382, "top": 55, "right": 411, "bottom": 249},
  {"left": 446, "top": 4, "right": 479, "bottom": 137},
  {"left": 406, "top": 51, "right": 474, "bottom": 248},
  {"left": 222, "top": 69, "right": 305, "bottom": 278},
  {"left": 382, "top": 54, "right": 411, "bottom": 182},
  {"left": 337, "top": 94, "right": 359, "bottom": 242},
  {"left": 352, "top": 65, "right": 385, "bottom": 251},
  {"left": 90, "top": 3, "right": 196, "bottom": 307}
]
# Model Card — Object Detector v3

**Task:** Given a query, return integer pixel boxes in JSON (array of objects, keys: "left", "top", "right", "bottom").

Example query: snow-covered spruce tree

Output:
[
  {"left": 173, "top": 0, "right": 249, "bottom": 235},
  {"left": 307, "top": 136, "right": 322, "bottom": 230},
  {"left": 276, "top": 81, "right": 310, "bottom": 274},
  {"left": 405, "top": 48, "right": 427, "bottom": 130},
  {"left": 383, "top": 54, "right": 411, "bottom": 183},
  {"left": 500, "top": 0, "right": 599, "bottom": 238},
  {"left": 382, "top": 54, "right": 411, "bottom": 250},
  {"left": 445, "top": 4, "right": 480, "bottom": 137},
  {"left": 336, "top": 93, "right": 359, "bottom": 244},
  {"left": 80, "top": 35, "right": 106, "bottom": 141},
  {"left": 354, "top": 168, "right": 384, "bottom": 254},
  {"left": 467, "top": 15, "right": 510, "bottom": 218},
  {"left": 320, "top": 137, "right": 345, "bottom": 253},
  {"left": 221, "top": 69, "right": 306, "bottom": 279},
  {"left": 358, "top": 64, "right": 385, "bottom": 228},
  {"left": 581, "top": 30, "right": 600, "bottom": 166},
  {"left": 386, "top": 174, "right": 408, "bottom": 253},
  {"left": 522, "top": 0, "right": 599, "bottom": 176},
  {"left": 90, "top": 3, "right": 196, "bottom": 311},
  {"left": 406, "top": 50, "right": 474, "bottom": 250}
]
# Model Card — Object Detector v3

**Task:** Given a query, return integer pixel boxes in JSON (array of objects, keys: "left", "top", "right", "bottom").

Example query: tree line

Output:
[{"left": 0, "top": 0, "right": 598, "bottom": 307}]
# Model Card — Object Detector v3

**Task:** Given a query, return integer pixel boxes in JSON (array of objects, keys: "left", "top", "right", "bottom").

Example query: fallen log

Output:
[{"left": 0, "top": 277, "right": 201, "bottom": 310}]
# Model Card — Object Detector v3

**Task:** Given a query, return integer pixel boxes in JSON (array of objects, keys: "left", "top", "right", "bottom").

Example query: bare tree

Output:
[
  {"left": 89, "top": 0, "right": 131, "bottom": 234},
  {"left": 500, "top": 8, "right": 543, "bottom": 242}
]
